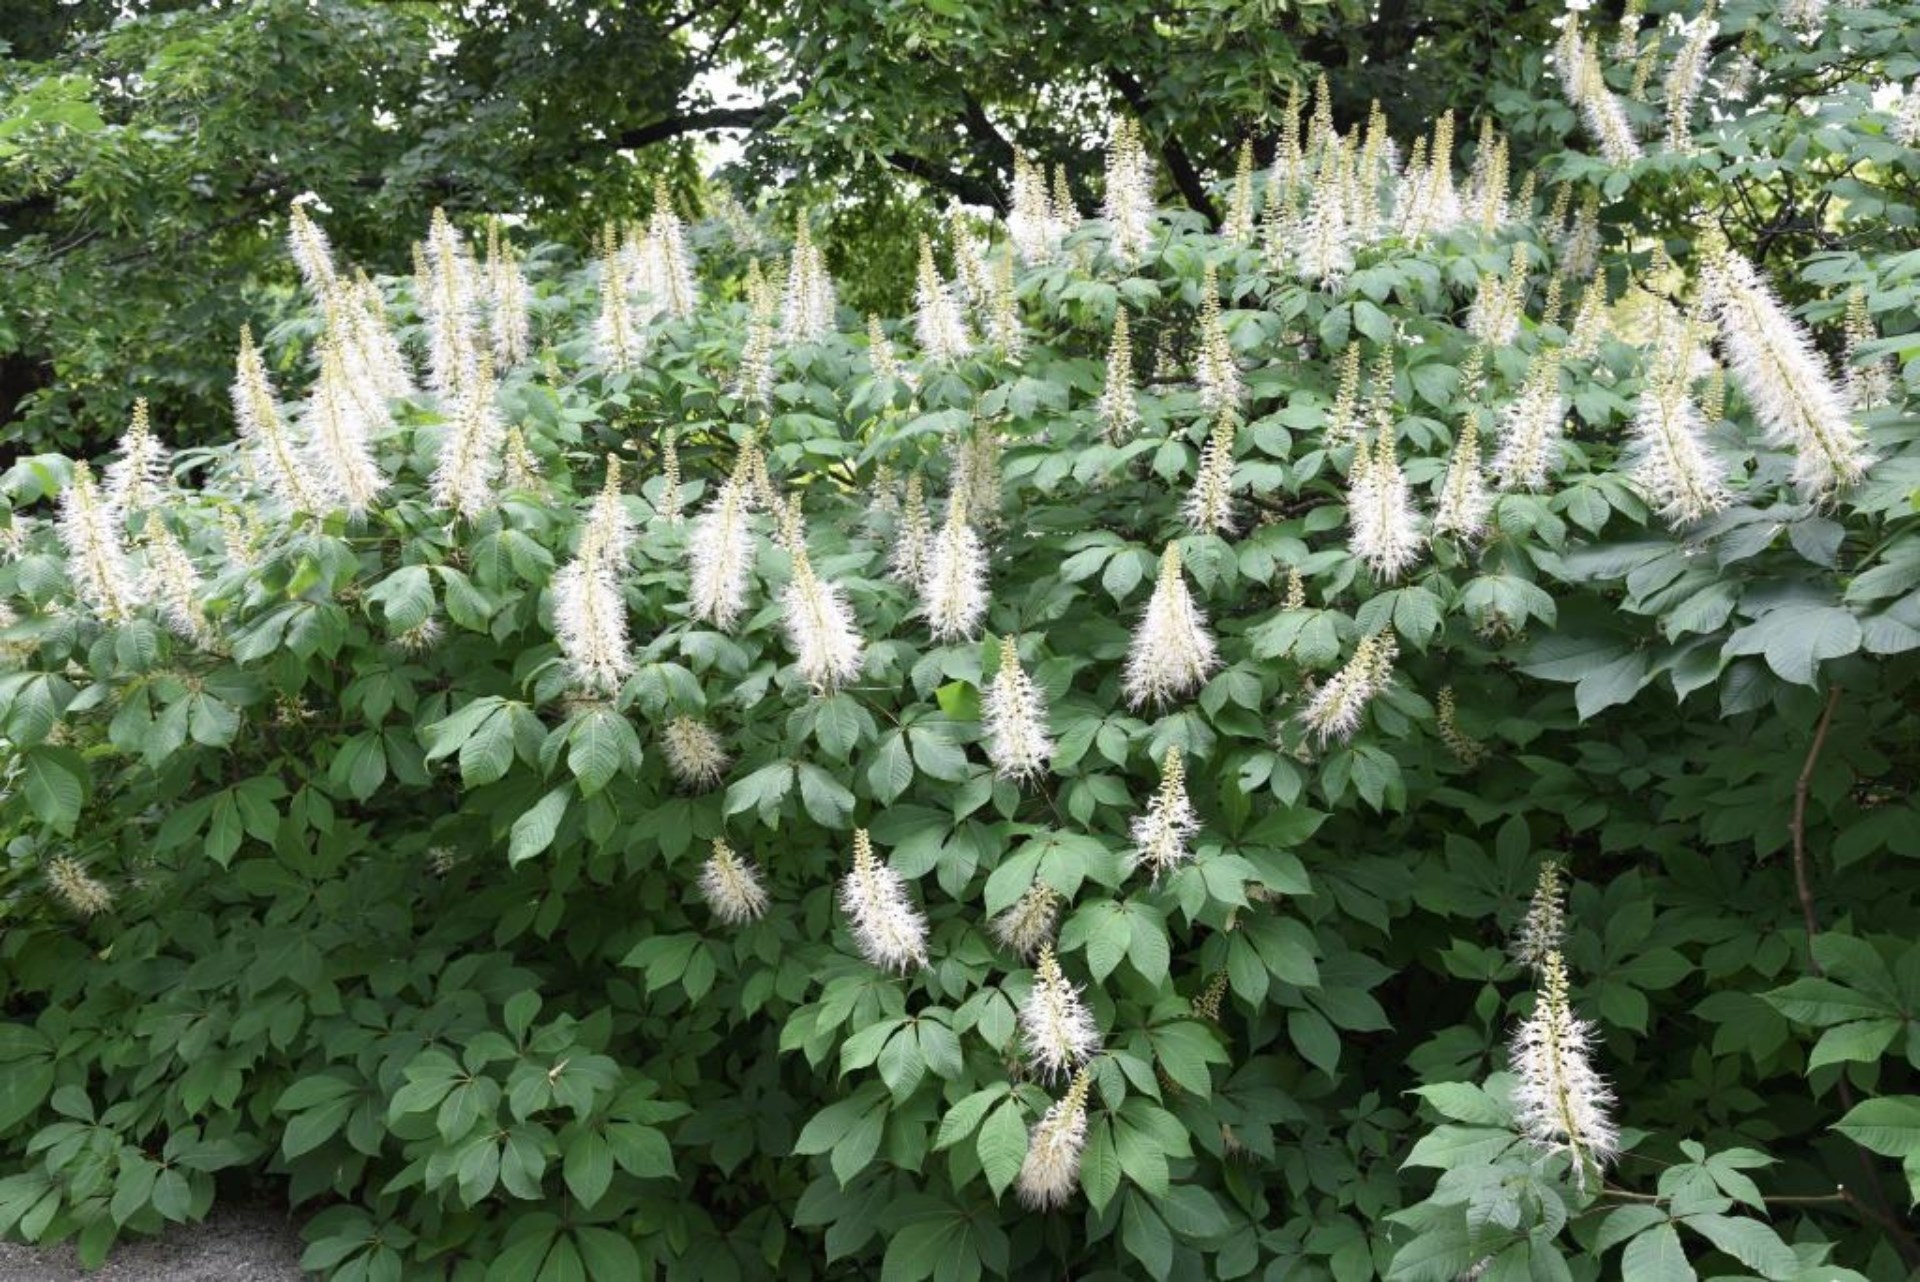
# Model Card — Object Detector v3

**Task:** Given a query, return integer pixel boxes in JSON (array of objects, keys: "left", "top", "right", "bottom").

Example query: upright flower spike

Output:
[
  {"left": 921, "top": 494, "right": 988, "bottom": 643},
  {"left": 637, "top": 178, "right": 699, "bottom": 321},
  {"left": 1299, "top": 632, "right": 1397, "bottom": 747},
  {"left": 1346, "top": 416, "right": 1423, "bottom": 580},
  {"left": 431, "top": 356, "right": 507, "bottom": 519},
  {"left": 1436, "top": 685, "right": 1489, "bottom": 766},
  {"left": 983, "top": 637, "right": 1053, "bottom": 783},
  {"left": 1296, "top": 142, "right": 1353, "bottom": 287},
  {"left": 663, "top": 715, "right": 730, "bottom": 790},
  {"left": 1560, "top": 192, "right": 1602, "bottom": 280},
  {"left": 44, "top": 855, "right": 113, "bottom": 919},
  {"left": 1222, "top": 138, "right": 1257, "bottom": 246},
  {"left": 1433, "top": 412, "right": 1494, "bottom": 541},
  {"left": 1324, "top": 343, "right": 1364, "bottom": 448},
  {"left": 1843, "top": 288, "right": 1894, "bottom": 412},
  {"left": 1513, "top": 861, "right": 1567, "bottom": 972},
  {"left": 985, "top": 255, "right": 1025, "bottom": 358},
  {"left": 1663, "top": 6, "right": 1718, "bottom": 152},
  {"left": 287, "top": 201, "right": 338, "bottom": 295},
  {"left": 913, "top": 236, "right": 974, "bottom": 364},
  {"left": 303, "top": 342, "right": 388, "bottom": 517},
  {"left": 840, "top": 829, "right": 928, "bottom": 973},
  {"left": 1130, "top": 747, "right": 1200, "bottom": 882},
  {"left": 1466, "top": 119, "right": 1511, "bottom": 231},
  {"left": 1194, "top": 264, "right": 1244, "bottom": 414},
  {"left": 688, "top": 477, "right": 754, "bottom": 631},
  {"left": 1016, "top": 1070, "right": 1093, "bottom": 1211},
  {"left": 233, "top": 328, "right": 322, "bottom": 512},
  {"left": 1468, "top": 244, "right": 1529, "bottom": 348},
  {"left": 487, "top": 228, "right": 533, "bottom": 367},
  {"left": 1009, "top": 151, "right": 1061, "bottom": 265},
  {"left": 736, "top": 259, "right": 779, "bottom": 409},
  {"left": 699, "top": 839, "right": 769, "bottom": 925},
  {"left": 104, "top": 398, "right": 168, "bottom": 519},
  {"left": 781, "top": 216, "right": 838, "bottom": 344},
  {"left": 1706, "top": 246, "right": 1869, "bottom": 502},
  {"left": 147, "top": 522, "right": 213, "bottom": 649},
  {"left": 1184, "top": 413, "right": 1239, "bottom": 534},
  {"left": 656, "top": 432, "right": 684, "bottom": 526},
  {"left": 783, "top": 536, "right": 866, "bottom": 692},
  {"left": 1021, "top": 945, "right": 1102, "bottom": 1082},
  {"left": 1511, "top": 947, "right": 1618, "bottom": 1188},
  {"left": 991, "top": 882, "right": 1060, "bottom": 960},
  {"left": 867, "top": 315, "right": 916, "bottom": 391},
  {"left": 1123, "top": 544, "right": 1218, "bottom": 708},
  {"left": 1097, "top": 309, "right": 1140, "bottom": 442},
  {"left": 423, "top": 208, "right": 483, "bottom": 399},
  {"left": 1894, "top": 83, "right": 1920, "bottom": 148},
  {"left": 1628, "top": 327, "right": 1732, "bottom": 526},
  {"left": 1492, "top": 351, "right": 1567, "bottom": 492},
  {"left": 594, "top": 227, "right": 641, "bottom": 372},
  {"left": 502, "top": 426, "right": 545, "bottom": 494},
  {"left": 552, "top": 460, "right": 635, "bottom": 697},
  {"left": 890, "top": 474, "right": 932, "bottom": 586},
  {"left": 1572, "top": 38, "right": 1643, "bottom": 166},
  {"left": 58, "top": 461, "right": 143, "bottom": 624},
  {"left": 1103, "top": 116, "right": 1155, "bottom": 266}
]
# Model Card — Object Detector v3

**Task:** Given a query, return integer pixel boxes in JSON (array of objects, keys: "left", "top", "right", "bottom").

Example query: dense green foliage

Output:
[{"left": 3, "top": 1, "right": 1920, "bottom": 1280}]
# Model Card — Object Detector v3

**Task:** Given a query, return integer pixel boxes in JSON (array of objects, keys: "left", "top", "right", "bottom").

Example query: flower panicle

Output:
[
  {"left": 1122, "top": 544, "right": 1218, "bottom": 708},
  {"left": 840, "top": 829, "right": 928, "bottom": 973},
  {"left": 1130, "top": 746, "right": 1200, "bottom": 882},
  {"left": 1020, "top": 944, "right": 1102, "bottom": 1082},
  {"left": 699, "top": 839, "right": 769, "bottom": 925},
  {"left": 983, "top": 637, "right": 1054, "bottom": 783},
  {"left": 1016, "top": 1069, "right": 1094, "bottom": 1210}
]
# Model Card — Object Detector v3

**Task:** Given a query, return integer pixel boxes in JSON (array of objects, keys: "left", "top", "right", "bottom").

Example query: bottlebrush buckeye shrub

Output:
[{"left": 2, "top": 43, "right": 1920, "bottom": 1282}]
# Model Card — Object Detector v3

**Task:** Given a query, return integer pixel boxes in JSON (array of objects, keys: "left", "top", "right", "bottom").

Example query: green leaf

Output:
[
  {"left": 977, "top": 1101, "right": 1027, "bottom": 1199},
  {"left": 563, "top": 1129, "right": 613, "bottom": 1209},
  {"left": 1620, "top": 1223, "right": 1695, "bottom": 1282},
  {"left": 509, "top": 787, "right": 571, "bottom": 865},
  {"left": 1680, "top": 1214, "right": 1798, "bottom": 1280},
  {"left": 1834, "top": 1095, "right": 1920, "bottom": 1161}
]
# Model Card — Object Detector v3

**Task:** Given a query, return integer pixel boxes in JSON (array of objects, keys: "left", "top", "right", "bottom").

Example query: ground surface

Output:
[{"left": 0, "top": 1205, "right": 305, "bottom": 1281}]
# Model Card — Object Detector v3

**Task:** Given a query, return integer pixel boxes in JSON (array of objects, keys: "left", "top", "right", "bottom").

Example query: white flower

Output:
[
  {"left": 983, "top": 638, "right": 1053, "bottom": 783},
  {"left": 552, "top": 460, "right": 634, "bottom": 695},
  {"left": 1009, "top": 152, "right": 1065, "bottom": 265},
  {"left": 699, "top": 839, "right": 769, "bottom": 925},
  {"left": 431, "top": 357, "right": 506, "bottom": 519},
  {"left": 232, "top": 328, "right": 323, "bottom": 513},
  {"left": 1130, "top": 747, "right": 1199, "bottom": 882},
  {"left": 552, "top": 560, "right": 631, "bottom": 696},
  {"left": 1780, "top": 0, "right": 1826, "bottom": 37},
  {"left": 1843, "top": 288, "right": 1895, "bottom": 412},
  {"left": 1020, "top": 945, "right": 1102, "bottom": 1082},
  {"left": 302, "top": 342, "right": 388, "bottom": 517},
  {"left": 1299, "top": 633, "right": 1397, "bottom": 747},
  {"left": 1491, "top": 353, "right": 1567, "bottom": 492},
  {"left": 1123, "top": 544, "right": 1218, "bottom": 708},
  {"left": 1183, "top": 413, "right": 1238, "bottom": 534},
  {"left": 1467, "top": 246, "right": 1528, "bottom": 348},
  {"left": 146, "top": 522, "right": 212, "bottom": 648},
  {"left": 103, "top": 398, "right": 168, "bottom": 519},
  {"left": 486, "top": 226, "right": 533, "bottom": 367},
  {"left": 840, "top": 829, "right": 928, "bottom": 973},
  {"left": 1512, "top": 861, "right": 1566, "bottom": 972},
  {"left": 1510, "top": 949, "right": 1618, "bottom": 1187},
  {"left": 57, "top": 461, "right": 142, "bottom": 624},
  {"left": 1707, "top": 247, "right": 1870, "bottom": 502},
  {"left": 633, "top": 180, "right": 699, "bottom": 322},
  {"left": 1222, "top": 139, "right": 1257, "bottom": 246},
  {"left": 991, "top": 882, "right": 1060, "bottom": 960},
  {"left": 1628, "top": 369, "right": 1732, "bottom": 527},
  {"left": 1016, "top": 1070, "right": 1092, "bottom": 1210},
  {"left": 1663, "top": 11, "right": 1718, "bottom": 151},
  {"left": 1103, "top": 116, "right": 1156, "bottom": 267},
  {"left": 914, "top": 236, "right": 974, "bottom": 364},
  {"left": 1097, "top": 310, "right": 1140, "bottom": 441},
  {"left": 783, "top": 544, "right": 865, "bottom": 691},
  {"left": 422, "top": 208, "right": 483, "bottom": 399},
  {"left": 689, "top": 479, "right": 755, "bottom": 631},
  {"left": 594, "top": 233, "right": 642, "bottom": 371},
  {"left": 663, "top": 716, "right": 730, "bottom": 790},
  {"left": 503, "top": 426, "right": 545, "bottom": 494},
  {"left": 867, "top": 314, "right": 917, "bottom": 391},
  {"left": 1560, "top": 194, "right": 1602, "bottom": 280},
  {"left": 890, "top": 474, "right": 932, "bottom": 586},
  {"left": 781, "top": 218, "right": 838, "bottom": 344},
  {"left": 1433, "top": 414, "right": 1493, "bottom": 541},
  {"left": 1296, "top": 152, "right": 1353, "bottom": 288},
  {"left": 287, "top": 202, "right": 337, "bottom": 295},
  {"left": 1346, "top": 422, "right": 1423, "bottom": 580},
  {"left": 921, "top": 497, "right": 988, "bottom": 643},
  {"left": 45, "top": 855, "right": 113, "bottom": 919},
  {"left": 1573, "top": 41, "right": 1643, "bottom": 166},
  {"left": 1194, "top": 266, "right": 1244, "bottom": 414}
]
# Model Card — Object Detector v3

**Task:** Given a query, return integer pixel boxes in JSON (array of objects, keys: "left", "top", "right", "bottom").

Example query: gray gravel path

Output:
[{"left": 0, "top": 1206, "right": 306, "bottom": 1281}]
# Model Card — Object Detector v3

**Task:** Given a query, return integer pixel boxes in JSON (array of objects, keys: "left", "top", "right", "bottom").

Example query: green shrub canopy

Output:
[{"left": 2, "top": 11, "right": 1919, "bottom": 1280}]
